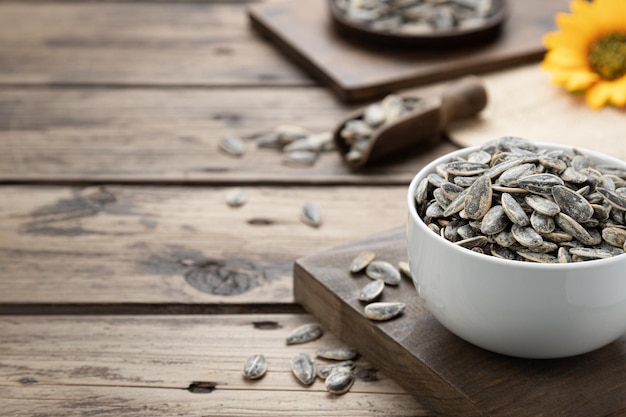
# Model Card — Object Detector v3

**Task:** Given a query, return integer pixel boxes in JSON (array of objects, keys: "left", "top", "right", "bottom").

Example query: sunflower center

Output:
[{"left": 588, "top": 33, "right": 626, "bottom": 81}]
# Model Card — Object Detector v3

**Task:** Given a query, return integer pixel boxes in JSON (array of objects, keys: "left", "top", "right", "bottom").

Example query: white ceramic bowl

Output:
[{"left": 406, "top": 143, "right": 626, "bottom": 358}]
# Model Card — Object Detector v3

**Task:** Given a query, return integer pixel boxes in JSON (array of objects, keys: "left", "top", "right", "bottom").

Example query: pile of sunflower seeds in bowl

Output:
[
  {"left": 332, "top": 0, "right": 500, "bottom": 34},
  {"left": 414, "top": 137, "right": 626, "bottom": 263}
]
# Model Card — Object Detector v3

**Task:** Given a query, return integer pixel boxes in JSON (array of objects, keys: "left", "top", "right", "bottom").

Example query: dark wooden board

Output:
[
  {"left": 249, "top": 0, "right": 570, "bottom": 102},
  {"left": 294, "top": 227, "right": 626, "bottom": 417}
]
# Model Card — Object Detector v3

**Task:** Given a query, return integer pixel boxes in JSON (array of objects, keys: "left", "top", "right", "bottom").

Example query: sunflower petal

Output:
[
  {"left": 586, "top": 82, "right": 613, "bottom": 109},
  {"left": 609, "top": 77, "right": 626, "bottom": 107},
  {"left": 565, "top": 71, "right": 600, "bottom": 91}
]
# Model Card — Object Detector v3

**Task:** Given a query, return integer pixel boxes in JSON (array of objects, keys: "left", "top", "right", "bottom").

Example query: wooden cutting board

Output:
[
  {"left": 293, "top": 227, "right": 626, "bottom": 417},
  {"left": 446, "top": 64, "right": 626, "bottom": 161},
  {"left": 248, "top": 0, "right": 570, "bottom": 102}
]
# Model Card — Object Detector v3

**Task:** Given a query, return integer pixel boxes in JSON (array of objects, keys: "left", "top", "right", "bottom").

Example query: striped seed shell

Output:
[
  {"left": 414, "top": 178, "right": 430, "bottom": 206},
  {"left": 364, "top": 302, "right": 405, "bottom": 321},
  {"left": 467, "top": 150, "right": 492, "bottom": 164},
  {"left": 242, "top": 354, "right": 267, "bottom": 380},
  {"left": 350, "top": 251, "right": 376, "bottom": 273},
  {"left": 276, "top": 125, "right": 310, "bottom": 144},
  {"left": 317, "top": 361, "right": 355, "bottom": 379},
  {"left": 497, "top": 163, "right": 536, "bottom": 187},
  {"left": 524, "top": 195, "right": 560, "bottom": 216},
  {"left": 517, "top": 250, "right": 559, "bottom": 263},
  {"left": 441, "top": 182, "right": 464, "bottom": 200},
  {"left": 454, "top": 176, "right": 478, "bottom": 187},
  {"left": 316, "top": 348, "right": 359, "bottom": 361},
  {"left": 555, "top": 213, "right": 596, "bottom": 245},
  {"left": 557, "top": 246, "right": 572, "bottom": 263},
  {"left": 300, "top": 201, "right": 322, "bottom": 228},
  {"left": 602, "top": 227, "right": 626, "bottom": 248},
  {"left": 325, "top": 370, "right": 355, "bottom": 395},
  {"left": 501, "top": 193, "right": 530, "bottom": 226},
  {"left": 219, "top": 136, "right": 244, "bottom": 157},
  {"left": 518, "top": 173, "right": 564, "bottom": 194},
  {"left": 446, "top": 161, "right": 489, "bottom": 176},
  {"left": 494, "top": 230, "right": 516, "bottom": 247},
  {"left": 433, "top": 188, "right": 452, "bottom": 208},
  {"left": 358, "top": 279, "right": 385, "bottom": 302},
  {"left": 569, "top": 247, "right": 614, "bottom": 260},
  {"left": 291, "top": 353, "right": 316, "bottom": 386},
  {"left": 491, "top": 244, "right": 516, "bottom": 260},
  {"left": 464, "top": 175, "right": 492, "bottom": 220},
  {"left": 398, "top": 261, "right": 411, "bottom": 278},
  {"left": 455, "top": 235, "right": 489, "bottom": 249},
  {"left": 225, "top": 187, "right": 247, "bottom": 207},
  {"left": 530, "top": 211, "right": 555, "bottom": 234},
  {"left": 426, "top": 201, "right": 445, "bottom": 218},
  {"left": 597, "top": 187, "right": 626, "bottom": 211},
  {"left": 511, "top": 224, "right": 543, "bottom": 248},
  {"left": 365, "top": 261, "right": 401, "bottom": 285},
  {"left": 283, "top": 150, "right": 318, "bottom": 166},
  {"left": 552, "top": 185, "right": 594, "bottom": 223},
  {"left": 443, "top": 187, "right": 470, "bottom": 217},
  {"left": 560, "top": 166, "right": 588, "bottom": 183},
  {"left": 427, "top": 173, "right": 446, "bottom": 188},
  {"left": 286, "top": 323, "right": 324, "bottom": 345}
]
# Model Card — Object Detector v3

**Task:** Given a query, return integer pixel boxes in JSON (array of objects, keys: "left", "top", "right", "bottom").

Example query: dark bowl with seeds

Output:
[
  {"left": 406, "top": 138, "right": 626, "bottom": 359},
  {"left": 328, "top": 0, "right": 508, "bottom": 49}
]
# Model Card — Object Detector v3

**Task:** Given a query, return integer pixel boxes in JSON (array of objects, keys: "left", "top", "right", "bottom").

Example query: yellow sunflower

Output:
[{"left": 541, "top": 0, "right": 626, "bottom": 109}]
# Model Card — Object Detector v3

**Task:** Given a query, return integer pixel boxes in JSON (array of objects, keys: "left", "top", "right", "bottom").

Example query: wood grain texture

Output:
[
  {"left": 0, "top": 185, "right": 410, "bottom": 309},
  {"left": 294, "top": 228, "right": 626, "bottom": 417},
  {"left": 0, "top": 2, "right": 311, "bottom": 86},
  {"left": 0, "top": 314, "right": 432, "bottom": 416},
  {"left": 448, "top": 64, "right": 626, "bottom": 160},
  {"left": 0, "top": 87, "right": 459, "bottom": 183}
]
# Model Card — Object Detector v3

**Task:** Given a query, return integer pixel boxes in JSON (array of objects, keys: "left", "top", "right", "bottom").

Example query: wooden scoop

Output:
[{"left": 333, "top": 76, "right": 488, "bottom": 169}]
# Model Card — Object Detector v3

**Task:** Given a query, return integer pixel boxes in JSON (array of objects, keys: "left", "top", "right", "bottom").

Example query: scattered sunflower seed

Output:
[
  {"left": 365, "top": 302, "right": 405, "bottom": 321},
  {"left": 242, "top": 354, "right": 267, "bottom": 380},
  {"left": 350, "top": 251, "right": 376, "bottom": 273},
  {"left": 300, "top": 201, "right": 322, "bottom": 228},
  {"left": 317, "top": 361, "right": 355, "bottom": 380},
  {"left": 286, "top": 323, "right": 324, "bottom": 345},
  {"left": 316, "top": 348, "right": 359, "bottom": 361},
  {"left": 397, "top": 261, "right": 411, "bottom": 278},
  {"left": 358, "top": 279, "right": 385, "bottom": 302},
  {"left": 291, "top": 353, "right": 316, "bottom": 386},
  {"left": 219, "top": 136, "right": 244, "bottom": 157},
  {"left": 225, "top": 187, "right": 247, "bottom": 207},
  {"left": 365, "top": 261, "right": 401, "bottom": 285},
  {"left": 325, "top": 370, "right": 355, "bottom": 395}
]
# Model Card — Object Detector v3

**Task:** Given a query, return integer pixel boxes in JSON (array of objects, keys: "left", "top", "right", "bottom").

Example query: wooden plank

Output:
[
  {"left": 0, "top": 314, "right": 433, "bottom": 416},
  {"left": 0, "top": 87, "right": 459, "bottom": 183},
  {"left": 293, "top": 228, "right": 626, "bottom": 417},
  {"left": 0, "top": 2, "right": 311, "bottom": 86},
  {"left": 0, "top": 185, "right": 411, "bottom": 310},
  {"left": 249, "top": 0, "right": 568, "bottom": 102}
]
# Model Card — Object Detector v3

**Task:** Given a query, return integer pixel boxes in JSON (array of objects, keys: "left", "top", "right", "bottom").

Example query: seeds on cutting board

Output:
[
  {"left": 317, "top": 361, "right": 356, "bottom": 380},
  {"left": 365, "top": 302, "right": 406, "bottom": 321},
  {"left": 365, "top": 260, "right": 401, "bottom": 285},
  {"left": 242, "top": 354, "right": 267, "bottom": 380},
  {"left": 325, "top": 370, "right": 355, "bottom": 395},
  {"left": 358, "top": 279, "right": 385, "bottom": 302},
  {"left": 219, "top": 136, "right": 244, "bottom": 157},
  {"left": 286, "top": 323, "right": 323, "bottom": 345},
  {"left": 397, "top": 261, "right": 411, "bottom": 278},
  {"left": 414, "top": 136, "right": 626, "bottom": 263},
  {"left": 350, "top": 251, "right": 376, "bottom": 273}
]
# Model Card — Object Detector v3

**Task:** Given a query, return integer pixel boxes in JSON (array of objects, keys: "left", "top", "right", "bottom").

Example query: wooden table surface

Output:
[{"left": 1, "top": 1, "right": 623, "bottom": 416}]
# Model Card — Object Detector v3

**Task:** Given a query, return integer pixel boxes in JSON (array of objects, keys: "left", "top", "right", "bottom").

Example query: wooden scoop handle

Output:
[{"left": 440, "top": 76, "right": 488, "bottom": 127}]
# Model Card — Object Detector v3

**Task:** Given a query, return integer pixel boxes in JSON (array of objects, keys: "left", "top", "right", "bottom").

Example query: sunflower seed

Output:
[
  {"left": 494, "top": 230, "right": 516, "bottom": 247},
  {"left": 300, "top": 201, "right": 322, "bottom": 228},
  {"left": 363, "top": 103, "right": 386, "bottom": 127},
  {"left": 365, "top": 302, "right": 405, "bottom": 321},
  {"left": 524, "top": 195, "right": 560, "bottom": 216},
  {"left": 242, "top": 354, "right": 267, "bottom": 380},
  {"left": 283, "top": 150, "right": 318, "bottom": 166},
  {"left": 225, "top": 187, "right": 247, "bottom": 207},
  {"left": 464, "top": 175, "right": 492, "bottom": 220},
  {"left": 555, "top": 213, "right": 596, "bottom": 245},
  {"left": 358, "top": 279, "right": 385, "bottom": 302},
  {"left": 557, "top": 246, "right": 572, "bottom": 263},
  {"left": 276, "top": 125, "right": 310, "bottom": 144},
  {"left": 511, "top": 224, "right": 543, "bottom": 248},
  {"left": 316, "top": 348, "right": 359, "bottom": 361},
  {"left": 325, "top": 370, "right": 355, "bottom": 395},
  {"left": 497, "top": 163, "right": 536, "bottom": 187},
  {"left": 349, "top": 251, "right": 376, "bottom": 273},
  {"left": 286, "top": 323, "right": 323, "bottom": 345},
  {"left": 365, "top": 261, "right": 401, "bottom": 285},
  {"left": 468, "top": 150, "right": 492, "bottom": 164},
  {"left": 414, "top": 178, "right": 430, "bottom": 206},
  {"left": 530, "top": 211, "right": 555, "bottom": 234},
  {"left": 597, "top": 187, "right": 626, "bottom": 211},
  {"left": 447, "top": 161, "right": 489, "bottom": 176},
  {"left": 291, "top": 353, "right": 316, "bottom": 386},
  {"left": 602, "top": 227, "right": 626, "bottom": 248},
  {"left": 455, "top": 235, "right": 489, "bottom": 249},
  {"left": 491, "top": 244, "right": 516, "bottom": 260},
  {"left": 398, "top": 261, "right": 411, "bottom": 278},
  {"left": 517, "top": 250, "right": 559, "bottom": 263},
  {"left": 219, "top": 136, "right": 244, "bottom": 157},
  {"left": 552, "top": 185, "right": 594, "bottom": 223},
  {"left": 317, "top": 361, "right": 356, "bottom": 379},
  {"left": 501, "top": 193, "right": 530, "bottom": 226},
  {"left": 518, "top": 173, "right": 565, "bottom": 194}
]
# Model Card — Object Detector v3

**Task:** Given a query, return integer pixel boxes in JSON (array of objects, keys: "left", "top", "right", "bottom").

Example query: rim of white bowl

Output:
[{"left": 407, "top": 141, "right": 626, "bottom": 270}]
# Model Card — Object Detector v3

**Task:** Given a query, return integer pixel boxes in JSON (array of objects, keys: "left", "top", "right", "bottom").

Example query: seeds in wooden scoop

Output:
[
  {"left": 219, "top": 135, "right": 244, "bottom": 157},
  {"left": 365, "top": 302, "right": 405, "bottom": 321},
  {"left": 365, "top": 261, "right": 401, "bottom": 285},
  {"left": 242, "top": 354, "right": 267, "bottom": 380},
  {"left": 291, "top": 353, "right": 316, "bottom": 386},
  {"left": 225, "top": 187, "right": 247, "bottom": 207},
  {"left": 350, "top": 251, "right": 376, "bottom": 273},
  {"left": 300, "top": 201, "right": 322, "bottom": 228},
  {"left": 325, "top": 370, "right": 355, "bottom": 395},
  {"left": 286, "top": 323, "right": 323, "bottom": 345},
  {"left": 317, "top": 361, "right": 355, "bottom": 380},
  {"left": 358, "top": 279, "right": 385, "bottom": 302},
  {"left": 316, "top": 348, "right": 359, "bottom": 361}
]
